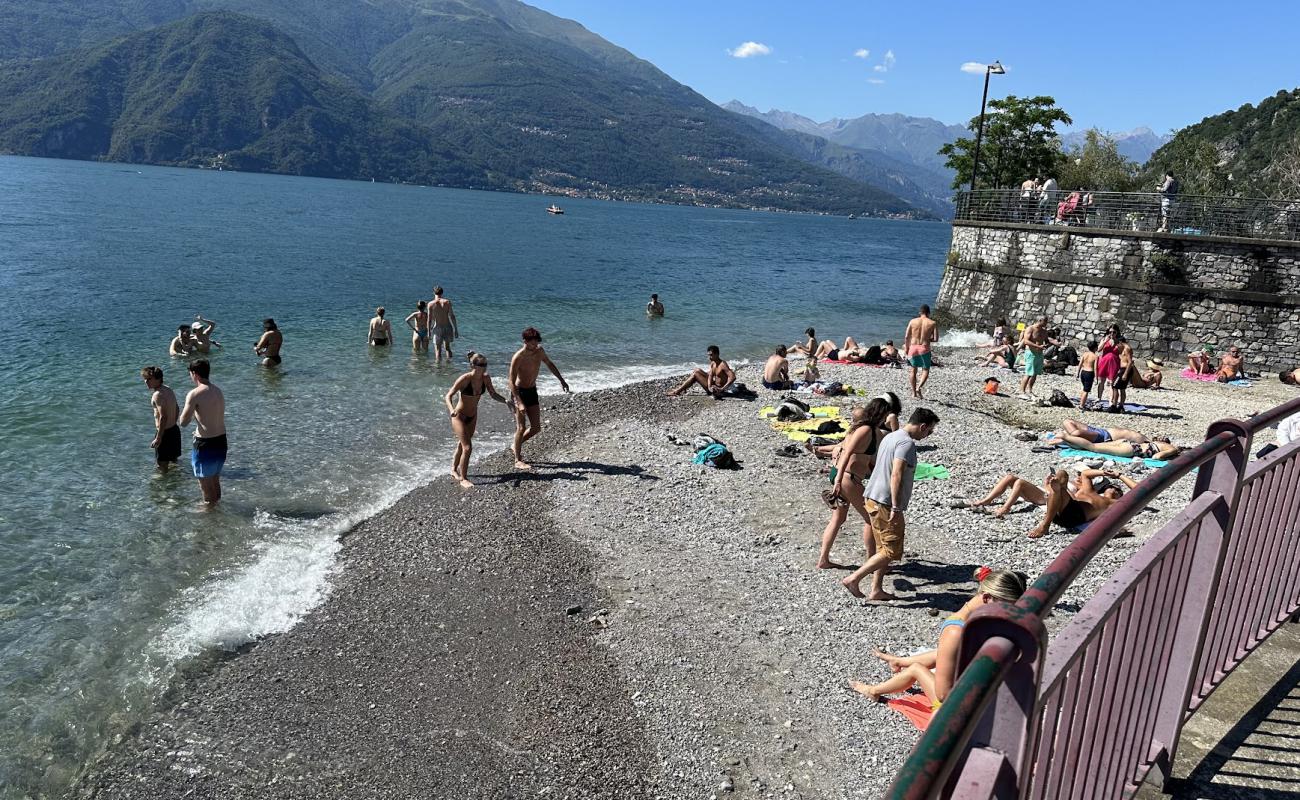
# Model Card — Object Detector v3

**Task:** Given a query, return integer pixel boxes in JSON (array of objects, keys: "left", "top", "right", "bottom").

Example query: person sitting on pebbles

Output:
[
  {"left": 762, "top": 345, "right": 794, "bottom": 390},
  {"left": 849, "top": 567, "right": 1028, "bottom": 706},
  {"left": 667, "top": 345, "right": 735, "bottom": 399},
  {"left": 955, "top": 468, "right": 1138, "bottom": 538}
]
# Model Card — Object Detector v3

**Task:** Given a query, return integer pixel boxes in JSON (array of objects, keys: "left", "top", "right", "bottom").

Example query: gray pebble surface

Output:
[{"left": 76, "top": 347, "right": 1292, "bottom": 799}]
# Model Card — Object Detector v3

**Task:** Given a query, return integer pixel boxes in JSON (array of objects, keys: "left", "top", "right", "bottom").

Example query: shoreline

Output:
[{"left": 76, "top": 351, "right": 1293, "bottom": 798}]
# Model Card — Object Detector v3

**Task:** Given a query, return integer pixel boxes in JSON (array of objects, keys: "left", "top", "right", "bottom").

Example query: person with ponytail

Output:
[
  {"left": 815, "top": 398, "right": 893, "bottom": 569},
  {"left": 849, "top": 567, "right": 1029, "bottom": 708}
]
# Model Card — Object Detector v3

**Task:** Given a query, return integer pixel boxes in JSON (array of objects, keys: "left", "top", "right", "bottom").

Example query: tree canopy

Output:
[
  {"left": 939, "top": 95, "right": 1072, "bottom": 190},
  {"left": 1057, "top": 129, "right": 1141, "bottom": 192}
]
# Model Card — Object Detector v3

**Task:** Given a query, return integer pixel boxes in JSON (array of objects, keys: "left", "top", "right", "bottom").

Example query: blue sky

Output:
[{"left": 530, "top": 0, "right": 1299, "bottom": 134}]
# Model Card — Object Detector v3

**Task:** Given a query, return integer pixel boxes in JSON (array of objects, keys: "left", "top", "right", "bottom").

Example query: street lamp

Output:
[{"left": 969, "top": 60, "right": 1005, "bottom": 192}]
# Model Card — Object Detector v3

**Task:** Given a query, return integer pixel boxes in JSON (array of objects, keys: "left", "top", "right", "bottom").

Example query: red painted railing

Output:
[{"left": 888, "top": 397, "right": 1300, "bottom": 799}]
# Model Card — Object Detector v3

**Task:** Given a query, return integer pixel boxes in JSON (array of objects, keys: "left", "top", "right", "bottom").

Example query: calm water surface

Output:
[{"left": 0, "top": 155, "right": 949, "bottom": 796}]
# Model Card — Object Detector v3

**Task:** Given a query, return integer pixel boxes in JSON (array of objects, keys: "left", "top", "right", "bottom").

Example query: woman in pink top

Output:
[{"left": 1094, "top": 325, "right": 1121, "bottom": 402}]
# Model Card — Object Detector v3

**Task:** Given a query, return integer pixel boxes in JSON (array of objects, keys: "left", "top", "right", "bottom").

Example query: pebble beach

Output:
[{"left": 77, "top": 346, "right": 1295, "bottom": 799}]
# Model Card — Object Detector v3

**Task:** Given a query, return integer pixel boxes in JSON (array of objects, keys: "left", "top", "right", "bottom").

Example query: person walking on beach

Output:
[
  {"left": 445, "top": 353, "right": 510, "bottom": 488},
  {"left": 254, "top": 318, "right": 282, "bottom": 367},
  {"left": 667, "top": 345, "right": 736, "bottom": 399},
  {"left": 192, "top": 315, "right": 221, "bottom": 353},
  {"left": 178, "top": 359, "right": 226, "bottom": 504},
  {"left": 140, "top": 366, "right": 181, "bottom": 473},
  {"left": 841, "top": 407, "right": 940, "bottom": 601},
  {"left": 817, "top": 399, "right": 892, "bottom": 570},
  {"left": 430, "top": 286, "right": 458, "bottom": 362},
  {"left": 904, "top": 305, "right": 938, "bottom": 399},
  {"left": 1017, "top": 317, "right": 1048, "bottom": 399},
  {"left": 405, "top": 300, "right": 430, "bottom": 352},
  {"left": 508, "top": 327, "right": 570, "bottom": 471},
  {"left": 169, "top": 325, "right": 196, "bottom": 357},
  {"left": 646, "top": 293, "right": 665, "bottom": 316},
  {"left": 367, "top": 307, "right": 393, "bottom": 347}
]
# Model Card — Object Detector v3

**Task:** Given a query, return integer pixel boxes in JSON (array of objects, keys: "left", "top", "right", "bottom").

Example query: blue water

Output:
[{"left": 0, "top": 155, "right": 950, "bottom": 797}]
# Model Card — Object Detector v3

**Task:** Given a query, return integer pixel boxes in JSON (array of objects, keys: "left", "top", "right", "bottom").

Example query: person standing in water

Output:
[
  {"left": 367, "top": 307, "right": 393, "bottom": 347},
  {"left": 903, "top": 305, "right": 938, "bottom": 399},
  {"left": 508, "top": 327, "right": 570, "bottom": 471},
  {"left": 445, "top": 353, "right": 510, "bottom": 488},
  {"left": 646, "top": 293, "right": 665, "bottom": 316},
  {"left": 192, "top": 315, "right": 221, "bottom": 353},
  {"left": 430, "top": 286, "right": 458, "bottom": 362},
  {"left": 254, "top": 318, "right": 283, "bottom": 367},
  {"left": 178, "top": 359, "right": 227, "bottom": 504},
  {"left": 405, "top": 300, "right": 430, "bottom": 352},
  {"left": 169, "top": 325, "right": 196, "bottom": 357},
  {"left": 140, "top": 366, "right": 181, "bottom": 473}
]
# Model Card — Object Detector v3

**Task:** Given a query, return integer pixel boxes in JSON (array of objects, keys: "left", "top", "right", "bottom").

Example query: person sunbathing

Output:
[
  {"left": 848, "top": 567, "right": 1028, "bottom": 705},
  {"left": 976, "top": 341, "right": 1015, "bottom": 369},
  {"left": 1051, "top": 431, "right": 1180, "bottom": 461},
  {"left": 1216, "top": 346, "right": 1244, "bottom": 382},
  {"left": 1043, "top": 419, "right": 1153, "bottom": 447},
  {"left": 960, "top": 468, "right": 1138, "bottom": 538}
]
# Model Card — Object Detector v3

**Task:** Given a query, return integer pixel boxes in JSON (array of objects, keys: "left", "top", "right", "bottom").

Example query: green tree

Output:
[
  {"left": 1057, "top": 129, "right": 1140, "bottom": 191},
  {"left": 939, "top": 95, "right": 1072, "bottom": 190},
  {"left": 1144, "top": 135, "right": 1231, "bottom": 196}
]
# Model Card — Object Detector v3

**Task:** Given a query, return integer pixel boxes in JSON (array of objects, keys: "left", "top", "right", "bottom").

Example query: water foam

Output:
[
  {"left": 562, "top": 359, "right": 753, "bottom": 393},
  {"left": 938, "top": 329, "right": 992, "bottom": 348}
]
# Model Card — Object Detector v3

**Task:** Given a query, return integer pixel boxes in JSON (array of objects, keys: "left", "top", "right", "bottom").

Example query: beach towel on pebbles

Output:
[{"left": 1057, "top": 446, "right": 1169, "bottom": 469}]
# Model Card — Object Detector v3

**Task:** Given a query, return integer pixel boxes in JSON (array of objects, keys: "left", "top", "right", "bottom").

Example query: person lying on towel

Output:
[
  {"left": 956, "top": 468, "right": 1138, "bottom": 538},
  {"left": 849, "top": 568, "right": 1028, "bottom": 708}
]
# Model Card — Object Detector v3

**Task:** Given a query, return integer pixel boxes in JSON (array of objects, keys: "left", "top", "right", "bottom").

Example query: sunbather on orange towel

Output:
[{"left": 849, "top": 568, "right": 1028, "bottom": 708}]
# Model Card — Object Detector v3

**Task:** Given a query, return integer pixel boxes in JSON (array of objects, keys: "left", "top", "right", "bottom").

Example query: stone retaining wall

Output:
[{"left": 936, "top": 222, "right": 1300, "bottom": 372}]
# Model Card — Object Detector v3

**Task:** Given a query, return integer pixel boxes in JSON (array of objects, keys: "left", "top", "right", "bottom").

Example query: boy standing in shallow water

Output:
[
  {"left": 508, "top": 327, "right": 570, "bottom": 471},
  {"left": 140, "top": 366, "right": 181, "bottom": 472}
]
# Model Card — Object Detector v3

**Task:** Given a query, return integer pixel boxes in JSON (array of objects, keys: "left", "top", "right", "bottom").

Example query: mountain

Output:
[
  {"left": 0, "top": 12, "right": 476, "bottom": 183},
  {"left": 1145, "top": 88, "right": 1300, "bottom": 197},
  {"left": 0, "top": 0, "right": 928, "bottom": 217},
  {"left": 722, "top": 101, "right": 965, "bottom": 177},
  {"left": 1060, "top": 127, "right": 1170, "bottom": 165},
  {"left": 724, "top": 111, "right": 955, "bottom": 217}
]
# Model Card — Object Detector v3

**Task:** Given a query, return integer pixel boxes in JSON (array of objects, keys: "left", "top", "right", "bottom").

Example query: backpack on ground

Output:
[{"left": 1049, "top": 389, "right": 1074, "bottom": 408}]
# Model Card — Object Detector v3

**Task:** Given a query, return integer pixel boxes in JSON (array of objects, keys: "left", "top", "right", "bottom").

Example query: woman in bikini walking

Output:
[
  {"left": 816, "top": 396, "right": 894, "bottom": 569},
  {"left": 444, "top": 353, "right": 509, "bottom": 488}
]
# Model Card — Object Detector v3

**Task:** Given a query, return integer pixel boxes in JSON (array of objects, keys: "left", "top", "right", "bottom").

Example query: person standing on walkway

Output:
[
  {"left": 179, "top": 359, "right": 227, "bottom": 504},
  {"left": 508, "top": 327, "right": 570, "bottom": 471},
  {"left": 1157, "top": 171, "right": 1180, "bottom": 232},
  {"left": 140, "top": 366, "right": 181, "bottom": 473},
  {"left": 430, "top": 286, "right": 459, "bottom": 363},
  {"left": 903, "top": 305, "right": 938, "bottom": 399},
  {"left": 841, "top": 407, "right": 940, "bottom": 601}
]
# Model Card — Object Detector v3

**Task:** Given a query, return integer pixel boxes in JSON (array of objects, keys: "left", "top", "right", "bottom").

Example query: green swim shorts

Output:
[
  {"left": 1024, "top": 350, "right": 1044, "bottom": 376},
  {"left": 908, "top": 352, "right": 932, "bottom": 369}
]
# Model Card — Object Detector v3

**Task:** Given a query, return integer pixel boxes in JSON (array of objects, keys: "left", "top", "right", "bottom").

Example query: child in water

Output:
[{"left": 849, "top": 567, "right": 1028, "bottom": 708}]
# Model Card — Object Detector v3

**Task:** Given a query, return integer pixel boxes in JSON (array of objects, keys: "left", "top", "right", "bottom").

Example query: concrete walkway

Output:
[{"left": 1137, "top": 622, "right": 1300, "bottom": 799}]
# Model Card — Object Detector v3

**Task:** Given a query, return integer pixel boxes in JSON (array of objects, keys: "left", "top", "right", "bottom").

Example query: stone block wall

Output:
[{"left": 935, "top": 222, "right": 1300, "bottom": 372}]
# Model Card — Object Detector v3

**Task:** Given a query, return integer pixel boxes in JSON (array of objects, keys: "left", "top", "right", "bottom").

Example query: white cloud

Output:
[
  {"left": 853, "top": 48, "right": 870, "bottom": 59},
  {"left": 873, "top": 50, "right": 896, "bottom": 72},
  {"left": 867, "top": 78, "right": 886, "bottom": 85},
  {"left": 873, "top": 64, "right": 887, "bottom": 72},
  {"left": 728, "top": 41, "right": 772, "bottom": 59},
  {"left": 960, "top": 61, "right": 986, "bottom": 74}
]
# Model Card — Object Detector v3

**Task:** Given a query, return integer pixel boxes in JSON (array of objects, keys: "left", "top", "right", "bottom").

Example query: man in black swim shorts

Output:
[
  {"left": 140, "top": 365, "right": 181, "bottom": 472},
  {"left": 508, "top": 327, "right": 569, "bottom": 471}
]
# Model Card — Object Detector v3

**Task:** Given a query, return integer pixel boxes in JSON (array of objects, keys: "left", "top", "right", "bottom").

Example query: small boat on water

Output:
[{"left": 546, "top": 204, "right": 565, "bottom": 215}]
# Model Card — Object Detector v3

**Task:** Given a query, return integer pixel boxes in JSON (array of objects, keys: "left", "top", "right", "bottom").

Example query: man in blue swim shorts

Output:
[{"left": 179, "top": 359, "right": 227, "bottom": 504}]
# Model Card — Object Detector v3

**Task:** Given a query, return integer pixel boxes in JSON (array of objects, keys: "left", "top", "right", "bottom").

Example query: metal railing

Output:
[
  {"left": 955, "top": 189, "right": 1300, "bottom": 242},
  {"left": 888, "top": 396, "right": 1300, "bottom": 799}
]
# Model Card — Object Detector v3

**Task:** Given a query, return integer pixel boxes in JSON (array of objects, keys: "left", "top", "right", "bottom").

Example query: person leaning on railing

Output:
[{"left": 848, "top": 568, "right": 1028, "bottom": 708}]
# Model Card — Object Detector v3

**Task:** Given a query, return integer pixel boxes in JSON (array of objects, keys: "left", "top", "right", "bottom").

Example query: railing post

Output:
[
  {"left": 1146, "top": 419, "right": 1250, "bottom": 786},
  {"left": 945, "top": 606, "right": 1048, "bottom": 798}
]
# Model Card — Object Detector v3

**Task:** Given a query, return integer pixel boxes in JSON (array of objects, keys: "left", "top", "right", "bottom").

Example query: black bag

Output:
[
  {"left": 1048, "top": 389, "right": 1074, "bottom": 408},
  {"left": 781, "top": 395, "right": 810, "bottom": 412},
  {"left": 809, "top": 419, "right": 844, "bottom": 435}
]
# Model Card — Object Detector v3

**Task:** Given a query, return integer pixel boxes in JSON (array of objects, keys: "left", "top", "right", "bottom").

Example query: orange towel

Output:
[{"left": 887, "top": 693, "right": 935, "bottom": 731}]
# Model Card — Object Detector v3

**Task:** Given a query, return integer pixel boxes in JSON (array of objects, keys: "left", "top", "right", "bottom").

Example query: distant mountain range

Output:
[
  {"left": 1060, "top": 127, "right": 1171, "bottom": 165},
  {"left": 0, "top": 0, "right": 931, "bottom": 217}
]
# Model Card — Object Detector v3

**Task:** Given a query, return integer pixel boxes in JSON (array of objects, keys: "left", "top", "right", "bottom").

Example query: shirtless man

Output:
[
  {"left": 140, "top": 366, "right": 181, "bottom": 473},
  {"left": 667, "top": 345, "right": 736, "bottom": 399},
  {"left": 170, "top": 325, "right": 196, "bottom": 357},
  {"left": 508, "top": 327, "right": 570, "bottom": 470},
  {"left": 961, "top": 468, "right": 1136, "bottom": 538},
  {"left": 1280, "top": 367, "right": 1300, "bottom": 386},
  {"left": 646, "top": 293, "right": 665, "bottom": 316},
  {"left": 762, "top": 346, "right": 793, "bottom": 390},
  {"left": 430, "top": 286, "right": 459, "bottom": 363},
  {"left": 367, "top": 307, "right": 393, "bottom": 346},
  {"left": 1018, "top": 316, "right": 1049, "bottom": 399},
  {"left": 1216, "top": 346, "right": 1244, "bottom": 382},
  {"left": 879, "top": 340, "right": 903, "bottom": 366},
  {"left": 192, "top": 315, "right": 221, "bottom": 354},
  {"left": 903, "top": 305, "right": 938, "bottom": 399},
  {"left": 405, "top": 300, "right": 430, "bottom": 351},
  {"left": 1112, "top": 336, "right": 1135, "bottom": 408},
  {"left": 254, "top": 318, "right": 283, "bottom": 367},
  {"left": 178, "top": 359, "right": 227, "bottom": 504}
]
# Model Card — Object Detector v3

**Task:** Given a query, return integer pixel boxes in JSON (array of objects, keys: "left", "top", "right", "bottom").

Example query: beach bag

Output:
[
  {"left": 781, "top": 395, "right": 810, "bottom": 412},
  {"left": 1049, "top": 389, "right": 1074, "bottom": 408},
  {"left": 775, "top": 400, "right": 811, "bottom": 422},
  {"left": 809, "top": 420, "right": 844, "bottom": 435}
]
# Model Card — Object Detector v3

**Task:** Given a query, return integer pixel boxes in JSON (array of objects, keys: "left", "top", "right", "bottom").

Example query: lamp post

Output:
[{"left": 969, "top": 60, "right": 1005, "bottom": 192}]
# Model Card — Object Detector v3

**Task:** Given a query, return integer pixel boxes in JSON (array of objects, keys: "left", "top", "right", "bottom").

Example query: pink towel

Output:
[
  {"left": 819, "top": 359, "right": 885, "bottom": 367},
  {"left": 1180, "top": 367, "right": 1219, "bottom": 382},
  {"left": 887, "top": 694, "right": 935, "bottom": 731}
]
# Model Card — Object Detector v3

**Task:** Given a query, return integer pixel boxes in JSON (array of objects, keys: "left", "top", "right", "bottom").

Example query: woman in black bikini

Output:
[
  {"left": 444, "top": 353, "right": 510, "bottom": 488},
  {"left": 959, "top": 468, "right": 1138, "bottom": 538},
  {"left": 817, "top": 397, "right": 893, "bottom": 569}
]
